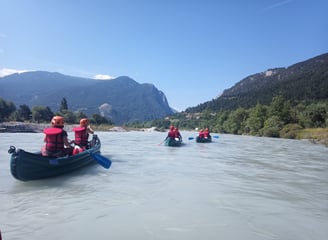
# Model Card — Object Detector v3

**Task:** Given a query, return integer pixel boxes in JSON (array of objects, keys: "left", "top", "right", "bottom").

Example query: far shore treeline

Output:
[
  {"left": 126, "top": 96, "right": 328, "bottom": 145},
  {"left": 1, "top": 95, "right": 328, "bottom": 145},
  {"left": 0, "top": 97, "right": 112, "bottom": 125}
]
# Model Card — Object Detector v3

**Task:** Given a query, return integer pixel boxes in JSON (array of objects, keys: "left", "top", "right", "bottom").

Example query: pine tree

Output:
[{"left": 60, "top": 98, "right": 68, "bottom": 113}]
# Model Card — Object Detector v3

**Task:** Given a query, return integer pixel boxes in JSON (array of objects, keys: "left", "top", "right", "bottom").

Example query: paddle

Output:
[
  {"left": 213, "top": 135, "right": 220, "bottom": 139},
  {"left": 89, "top": 152, "right": 112, "bottom": 169},
  {"left": 157, "top": 139, "right": 166, "bottom": 146}
]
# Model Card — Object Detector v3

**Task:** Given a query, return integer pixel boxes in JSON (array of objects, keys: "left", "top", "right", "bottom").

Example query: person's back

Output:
[
  {"left": 43, "top": 127, "right": 64, "bottom": 156},
  {"left": 174, "top": 127, "right": 182, "bottom": 140},
  {"left": 73, "top": 127, "right": 88, "bottom": 146},
  {"left": 42, "top": 116, "right": 73, "bottom": 157},
  {"left": 204, "top": 128, "right": 210, "bottom": 138},
  {"left": 74, "top": 118, "right": 93, "bottom": 148},
  {"left": 72, "top": 118, "right": 94, "bottom": 154},
  {"left": 167, "top": 125, "right": 175, "bottom": 139},
  {"left": 198, "top": 129, "right": 204, "bottom": 138}
]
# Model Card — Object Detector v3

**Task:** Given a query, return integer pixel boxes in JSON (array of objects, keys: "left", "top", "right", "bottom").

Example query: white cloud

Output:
[
  {"left": 0, "top": 68, "right": 31, "bottom": 77},
  {"left": 264, "top": 0, "right": 293, "bottom": 10},
  {"left": 94, "top": 74, "right": 114, "bottom": 80}
]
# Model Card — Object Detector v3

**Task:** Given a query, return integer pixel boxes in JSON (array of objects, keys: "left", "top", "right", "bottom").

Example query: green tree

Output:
[
  {"left": 245, "top": 103, "right": 267, "bottom": 135},
  {"left": 214, "top": 111, "right": 229, "bottom": 133},
  {"left": 17, "top": 104, "right": 32, "bottom": 121},
  {"left": 199, "top": 109, "right": 212, "bottom": 128},
  {"left": 262, "top": 116, "right": 283, "bottom": 137},
  {"left": 150, "top": 119, "right": 171, "bottom": 129},
  {"left": 74, "top": 111, "right": 88, "bottom": 122},
  {"left": 268, "top": 96, "right": 291, "bottom": 124},
  {"left": 32, "top": 106, "right": 53, "bottom": 123},
  {"left": 60, "top": 98, "right": 68, "bottom": 113},
  {"left": 62, "top": 110, "right": 76, "bottom": 124},
  {"left": 223, "top": 108, "right": 248, "bottom": 134},
  {"left": 0, "top": 97, "right": 16, "bottom": 121},
  {"left": 295, "top": 103, "right": 308, "bottom": 127},
  {"left": 91, "top": 114, "right": 112, "bottom": 125},
  {"left": 302, "top": 103, "right": 327, "bottom": 128}
]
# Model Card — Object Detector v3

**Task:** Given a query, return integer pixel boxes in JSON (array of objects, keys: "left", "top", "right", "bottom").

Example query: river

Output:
[{"left": 0, "top": 131, "right": 327, "bottom": 240}]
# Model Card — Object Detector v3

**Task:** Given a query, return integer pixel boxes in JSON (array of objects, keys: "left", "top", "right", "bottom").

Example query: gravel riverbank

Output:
[{"left": 0, "top": 122, "right": 70, "bottom": 133}]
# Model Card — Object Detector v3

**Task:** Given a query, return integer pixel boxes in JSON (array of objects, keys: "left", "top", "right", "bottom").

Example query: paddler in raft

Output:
[
  {"left": 41, "top": 116, "right": 74, "bottom": 157},
  {"left": 198, "top": 129, "right": 205, "bottom": 139},
  {"left": 204, "top": 128, "right": 211, "bottom": 138},
  {"left": 72, "top": 118, "right": 95, "bottom": 154},
  {"left": 174, "top": 127, "right": 182, "bottom": 141},
  {"left": 165, "top": 125, "right": 175, "bottom": 141}
]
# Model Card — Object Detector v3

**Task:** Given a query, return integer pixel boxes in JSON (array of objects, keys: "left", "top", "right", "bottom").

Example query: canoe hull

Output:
[
  {"left": 196, "top": 136, "right": 212, "bottom": 143},
  {"left": 164, "top": 138, "right": 182, "bottom": 147},
  {"left": 10, "top": 135, "right": 101, "bottom": 181}
]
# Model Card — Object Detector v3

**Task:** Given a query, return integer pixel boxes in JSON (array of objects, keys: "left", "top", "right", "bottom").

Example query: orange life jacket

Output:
[
  {"left": 43, "top": 128, "right": 64, "bottom": 153},
  {"left": 73, "top": 127, "right": 89, "bottom": 147}
]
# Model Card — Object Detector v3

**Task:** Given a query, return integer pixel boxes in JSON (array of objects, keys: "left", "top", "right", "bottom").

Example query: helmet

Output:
[
  {"left": 51, "top": 116, "right": 64, "bottom": 127},
  {"left": 80, "top": 118, "right": 89, "bottom": 127}
]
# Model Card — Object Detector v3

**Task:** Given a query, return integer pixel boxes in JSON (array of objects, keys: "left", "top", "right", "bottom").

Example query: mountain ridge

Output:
[
  {"left": 0, "top": 73, "right": 174, "bottom": 124},
  {"left": 186, "top": 52, "right": 328, "bottom": 113},
  {"left": 1, "top": 52, "right": 327, "bottom": 123}
]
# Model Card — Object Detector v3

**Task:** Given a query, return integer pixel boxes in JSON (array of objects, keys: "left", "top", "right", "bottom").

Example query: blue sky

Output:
[{"left": 0, "top": 0, "right": 327, "bottom": 111}]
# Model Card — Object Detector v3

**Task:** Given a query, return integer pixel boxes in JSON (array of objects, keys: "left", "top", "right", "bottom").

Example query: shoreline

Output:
[
  {"left": 0, "top": 122, "right": 162, "bottom": 133},
  {"left": 0, "top": 122, "right": 327, "bottom": 147},
  {"left": 0, "top": 122, "right": 48, "bottom": 133}
]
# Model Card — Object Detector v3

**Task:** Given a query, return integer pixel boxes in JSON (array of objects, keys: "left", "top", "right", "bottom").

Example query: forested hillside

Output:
[{"left": 186, "top": 53, "right": 328, "bottom": 113}]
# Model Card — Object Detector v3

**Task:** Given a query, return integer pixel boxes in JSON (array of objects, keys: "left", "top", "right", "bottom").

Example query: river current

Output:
[{"left": 0, "top": 131, "right": 327, "bottom": 240}]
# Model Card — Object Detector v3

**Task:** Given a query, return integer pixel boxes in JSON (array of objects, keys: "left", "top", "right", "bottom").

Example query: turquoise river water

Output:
[{"left": 0, "top": 131, "right": 327, "bottom": 240}]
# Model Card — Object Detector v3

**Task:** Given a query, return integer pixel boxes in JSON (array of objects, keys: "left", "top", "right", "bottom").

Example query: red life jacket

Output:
[
  {"left": 204, "top": 130, "right": 210, "bottom": 138},
  {"left": 199, "top": 131, "right": 205, "bottom": 138},
  {"left": 43, "top": 128, "right": 64, "bottom": 153},
  {"left": 168, "top": 130, "right": 175, "bottom": 138},
  {"left": 73, "top": 127, "right": 89, "bottom": 146}
]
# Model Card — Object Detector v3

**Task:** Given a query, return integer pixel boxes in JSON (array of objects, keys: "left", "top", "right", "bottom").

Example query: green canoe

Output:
[
  {"left": 196, "top": 136, "right": 212, "bottom": 143},
  {"left": 9, "top": 135, "right": 102, "bottom": 181},
  {"left": 164, "top": 137, "right": 182, "bottom": 147}
]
